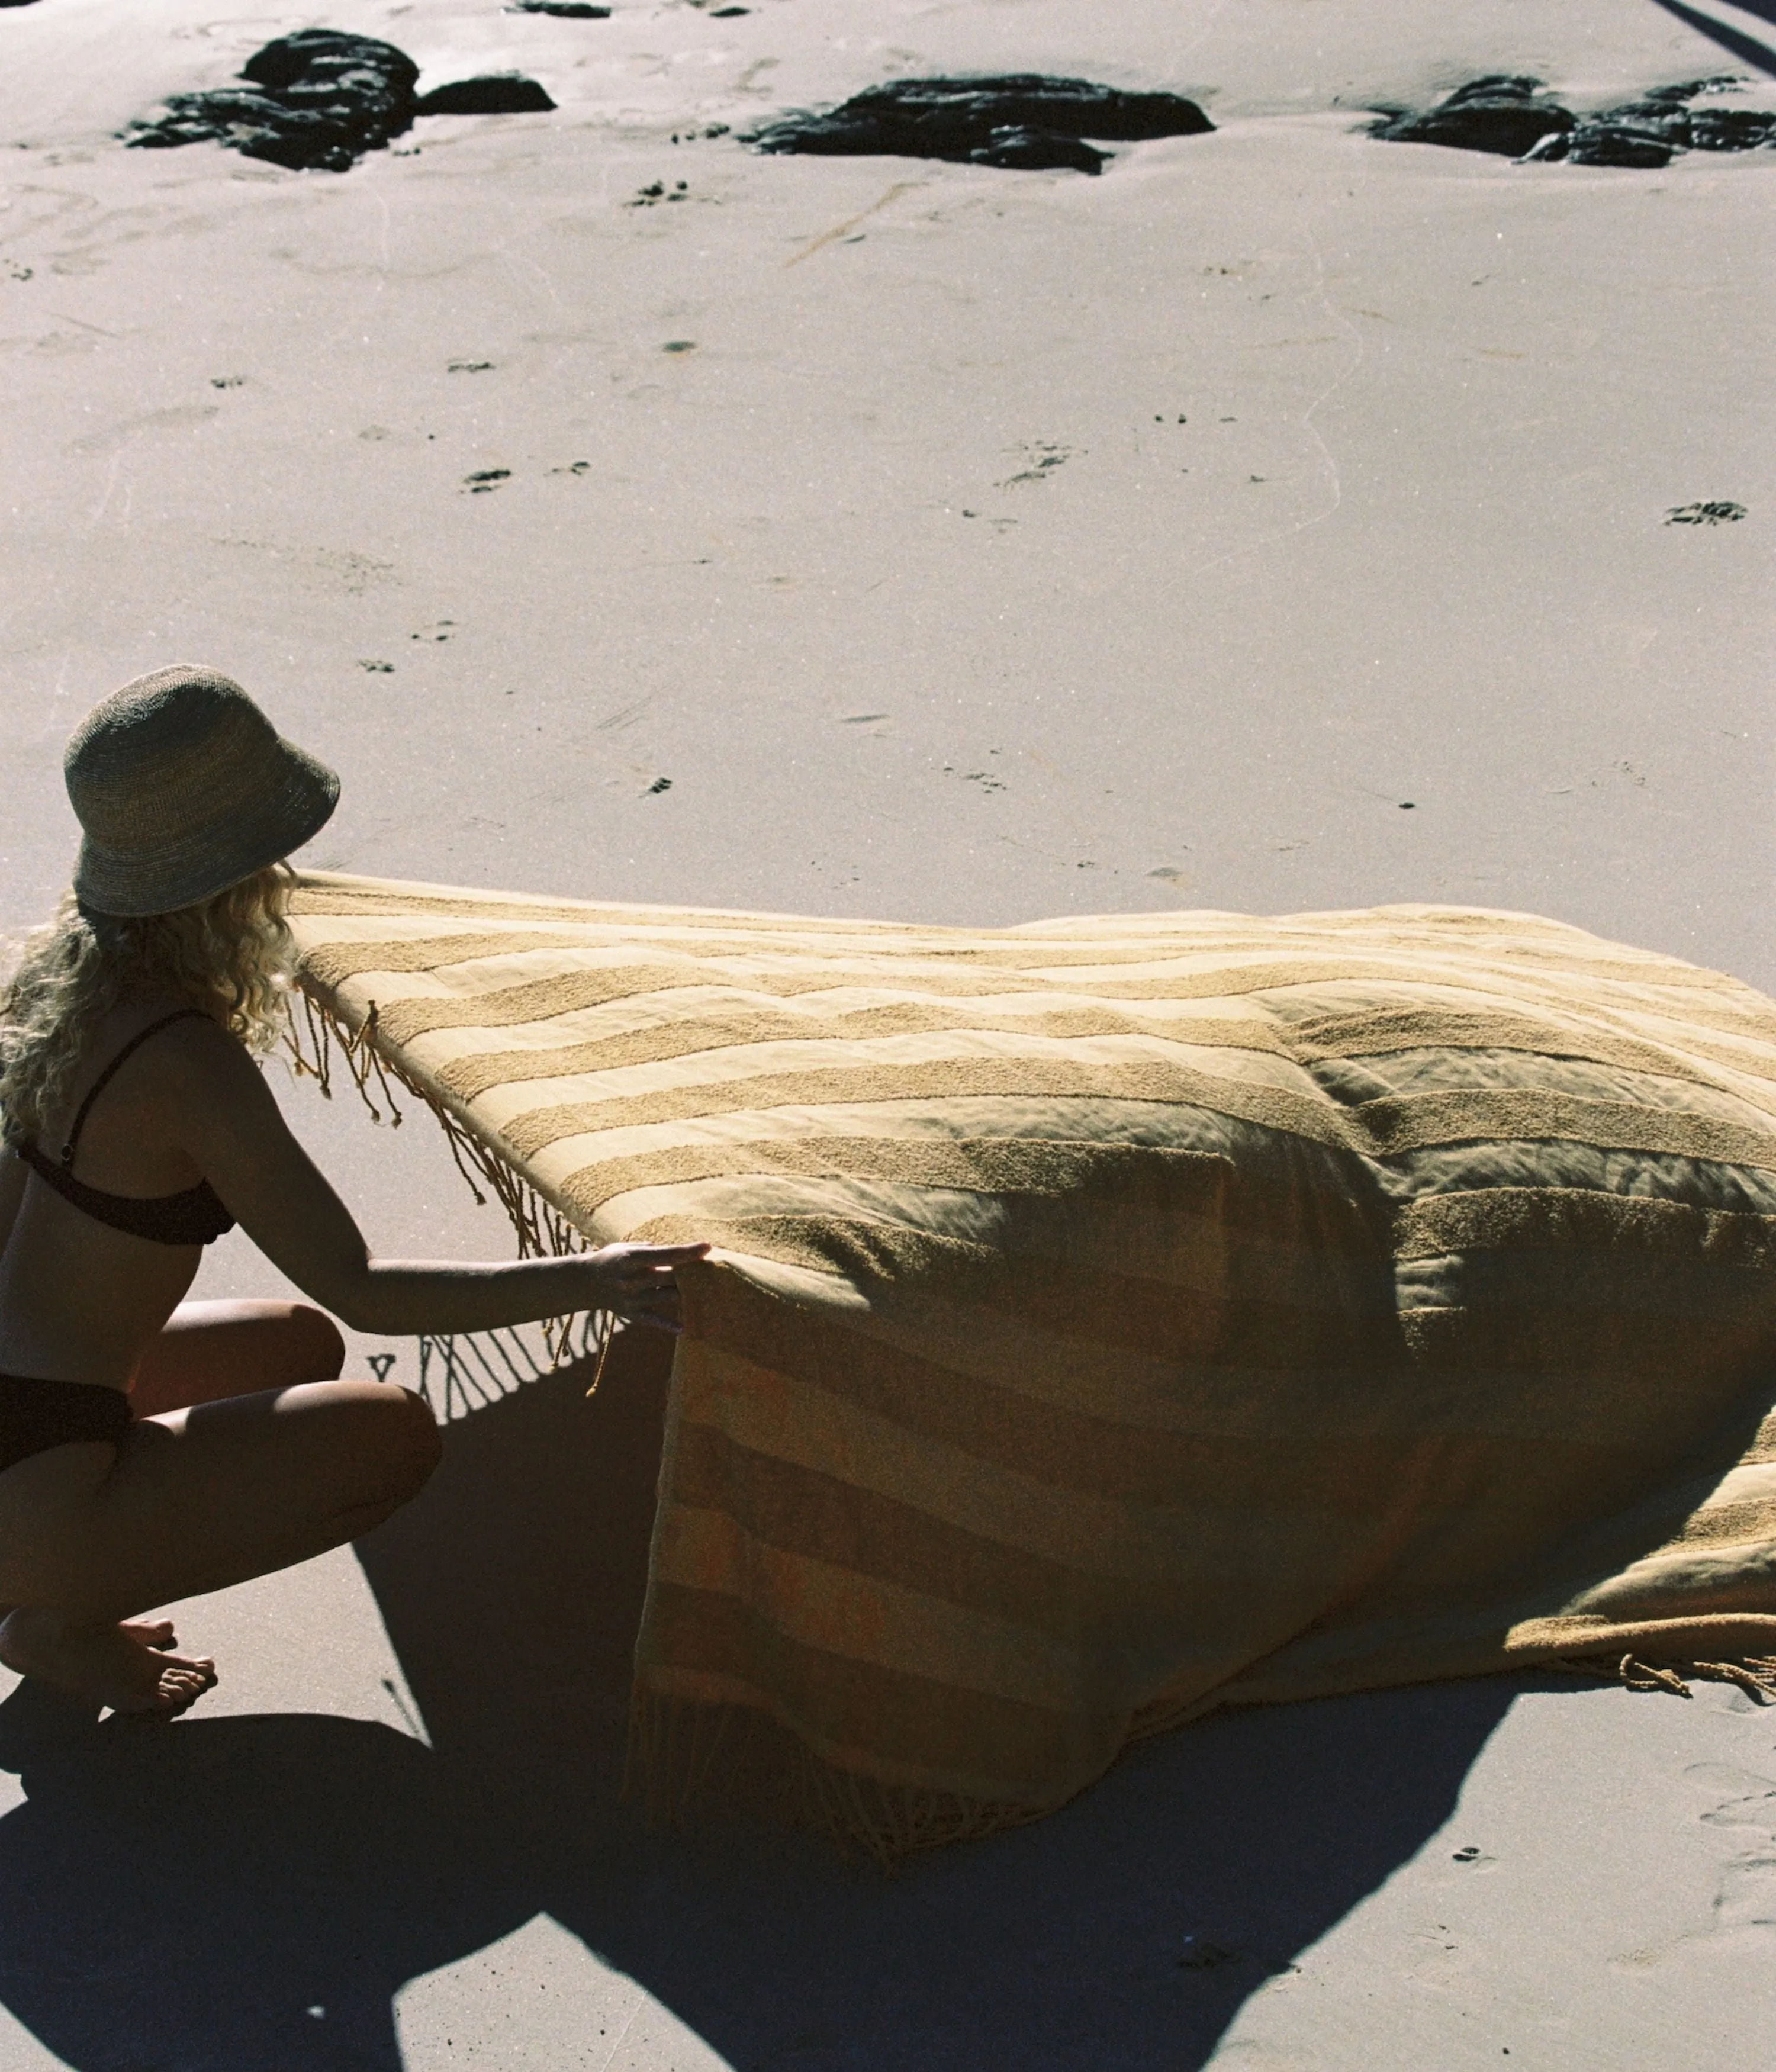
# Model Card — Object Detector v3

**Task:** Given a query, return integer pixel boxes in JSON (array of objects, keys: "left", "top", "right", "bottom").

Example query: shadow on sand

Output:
[{"left": 0, "top": 1334, "right": 1527, "bottom": 2070}]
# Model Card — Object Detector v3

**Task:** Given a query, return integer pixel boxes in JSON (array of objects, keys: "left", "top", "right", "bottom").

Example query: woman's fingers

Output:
[
  {"left": 595, "top": 1242, "right": 709, "bottom": 1285},
  {"left": 609, "top": 1242, "right": 710, "bottom": 1269},
  {"left": 616, "top": 1272, "right": 681, "bottom": 1298},
  {"left": 587, "top": 1241, "right": 707, "bottom": 1327},
  {"left": 612, "top": 1285, "right": 684, "bottom": 1333}
]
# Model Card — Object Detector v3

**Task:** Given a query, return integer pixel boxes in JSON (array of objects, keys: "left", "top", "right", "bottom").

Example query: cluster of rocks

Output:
[
  {"left": 1373, "top": 75, "right": 1775, "bottom": 168},
  {"left": 120, "top": 29, "right": 555, "bottom": 173},
  {"left": 102, "top": 33, "right": 1774, "bottom": 181},
  {"left": 749, "top": 75, "right": 1213, "bottom": 174}
]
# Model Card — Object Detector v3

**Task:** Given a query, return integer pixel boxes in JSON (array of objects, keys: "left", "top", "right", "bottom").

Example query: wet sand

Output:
[{"left": 1, "top": 2, "right": 1773, "bottom": 2065}]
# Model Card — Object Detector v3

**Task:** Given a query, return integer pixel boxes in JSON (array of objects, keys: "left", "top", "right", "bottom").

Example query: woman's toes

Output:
[{"left": 150, "top": 1661, "right": 214, "bottom": 1710}]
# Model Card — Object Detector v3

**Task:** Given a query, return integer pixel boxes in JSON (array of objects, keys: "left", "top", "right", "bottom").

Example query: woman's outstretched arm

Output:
[{"left": 165, "top": 1015, "right": 707, "bottom": 1336}]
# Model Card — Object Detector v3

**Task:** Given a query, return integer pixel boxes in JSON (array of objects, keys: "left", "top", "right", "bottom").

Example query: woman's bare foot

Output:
[
  {"left": 0, "top": 1607, "right": 215, "bottom": 1716},
  {"left": 123, "top": 1619, "right": 178, "bottom": 1651}
]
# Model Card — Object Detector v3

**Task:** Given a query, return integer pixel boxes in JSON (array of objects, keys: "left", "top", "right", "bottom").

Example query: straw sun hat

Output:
[{"left": 65, "top": 666, "right": 339, "bottom": 918}]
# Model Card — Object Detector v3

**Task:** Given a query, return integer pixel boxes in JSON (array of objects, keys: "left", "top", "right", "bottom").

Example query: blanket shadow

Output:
[{"left": 0, "top": 1332, "right": 1525, "bottom": 2072}]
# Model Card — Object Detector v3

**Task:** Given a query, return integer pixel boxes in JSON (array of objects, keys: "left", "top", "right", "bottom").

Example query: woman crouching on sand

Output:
[{"left": 0, "top": 667, "right": 706, "bottom": 1716}]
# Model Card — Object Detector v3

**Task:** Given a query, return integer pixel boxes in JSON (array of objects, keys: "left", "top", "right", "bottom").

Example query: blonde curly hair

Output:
[{"left": 0, "top": 864, "right": 293, "bottom": 1144}]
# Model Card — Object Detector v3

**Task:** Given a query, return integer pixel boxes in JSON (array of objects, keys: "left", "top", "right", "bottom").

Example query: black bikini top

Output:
[{"left": 9, "top": 1010, "right": 235, "bottom": 1247}]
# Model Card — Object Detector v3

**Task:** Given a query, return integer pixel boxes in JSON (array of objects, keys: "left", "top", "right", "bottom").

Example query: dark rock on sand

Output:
[
  {"left": 416, "top": 76, "right": 556, "bottom": 116},
  {"left": 1688, "top": 105, "right": 1776, "bottom": 149},
  {"left": 122, "top": 29, "right": 418, "bottom": 172},
  {"left": 123, "top": 35, "right": 557, "bottom": 170},
  {"left": 1536, "top": 84, "right": 1775, "bottom": 163},
  {"left": 510, "top": 1, "right": 609, "bottom": 14},
  {"left": 1377, "top": 74, "right": 1774, "bottom": 169},
  {"left": 971, "top": 126, "right": 1110, "bottom": 174},
  {"left": 1371, "top": 77, "right": 1573, "bottom": 158},
  {"left": 1558, "top": 121, "right": 1678, "bottom": 168},
  {"left": 750, "top": 75, "right": 1212, "bottom": 175}
]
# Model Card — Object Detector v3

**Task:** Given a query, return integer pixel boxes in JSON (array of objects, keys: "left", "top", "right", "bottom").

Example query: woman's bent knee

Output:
[
  {"left": 253, "top": 1378, "right": 439, "bottom": 1513},
  {"left": 285, "top": 1304, "right": 346, "bottom": 1383},
  {"left": 368, "top": 1385, "right": 441, "bottom": 1502}
]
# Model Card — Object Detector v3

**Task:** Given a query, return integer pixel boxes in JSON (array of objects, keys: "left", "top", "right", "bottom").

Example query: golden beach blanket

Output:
[{"left": 287, "top": 873, "right": 1776, "bottom": 1853}]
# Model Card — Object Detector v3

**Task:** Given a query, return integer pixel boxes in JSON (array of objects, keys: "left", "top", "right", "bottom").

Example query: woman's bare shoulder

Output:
[
  {"left": 138, "top": 1009, "right": 276, "bottom": 1096},
  {"left": 70, "top": 1006, "right": 278, "bottom": 1151}
]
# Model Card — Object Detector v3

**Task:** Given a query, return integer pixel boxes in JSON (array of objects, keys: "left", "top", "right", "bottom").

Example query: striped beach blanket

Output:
[{"left": 287, "top": 872, "right": 1776, "bottom": 1854}]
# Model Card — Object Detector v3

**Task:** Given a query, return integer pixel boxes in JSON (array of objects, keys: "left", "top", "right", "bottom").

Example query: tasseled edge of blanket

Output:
[
  {"left": 283, "top": 978, "right": 614, "bottom": 1383},
  {"left": 623, "top": 1691, "right": 1047, "bottom": 1868},
  {"left": 1553, "top": 1652, "right": 1776, "bottom": 1703},
  {"left": 627, "top": 1655, "right": 1776, "bottom": 1865}
]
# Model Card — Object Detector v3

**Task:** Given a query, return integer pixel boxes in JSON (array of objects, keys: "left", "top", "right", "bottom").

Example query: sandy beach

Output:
[{"left": 1, "top": 1, "right": 1774, "bottom": 2065}]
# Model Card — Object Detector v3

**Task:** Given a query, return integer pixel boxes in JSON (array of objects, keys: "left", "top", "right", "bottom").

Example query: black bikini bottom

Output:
[{"left": 0, "top": 1373, "right": 134, "bottom": 1475}]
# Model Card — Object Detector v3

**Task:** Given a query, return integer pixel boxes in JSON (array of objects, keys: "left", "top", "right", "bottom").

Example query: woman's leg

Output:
[
  {"left": 0, "top": 1299, "right": 344, "bottom": 1666},
  {"left": 0, "top": 1378, "right": 439, "bottom": 1713},
  {"left": 128, "top": 1298, "right": 346, "bottom": 1417}
]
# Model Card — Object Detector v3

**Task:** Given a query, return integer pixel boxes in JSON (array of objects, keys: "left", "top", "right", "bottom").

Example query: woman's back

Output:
[{"left": 0, "top": 1000, "right": 223, "bottom": 1387}]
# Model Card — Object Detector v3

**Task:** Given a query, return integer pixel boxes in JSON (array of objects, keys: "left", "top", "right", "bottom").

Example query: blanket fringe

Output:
[
  {"left": 623, "top": 1690, "right": 1044, "bottom": 1868},
  {"left": 284, "top": 979, "right": 612, "bottom": 1376},
  {"left": 1553, "top": 1652, "right": 1776, "bottom": 1703},
  {"left": 626, "top": 1656, "right": 1776, "bottom": 1866}
]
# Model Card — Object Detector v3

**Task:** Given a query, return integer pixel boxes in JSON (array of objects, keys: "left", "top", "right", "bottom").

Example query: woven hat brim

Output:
[{"left": 73, "top": 736, "right": 340, "bottom": 918}]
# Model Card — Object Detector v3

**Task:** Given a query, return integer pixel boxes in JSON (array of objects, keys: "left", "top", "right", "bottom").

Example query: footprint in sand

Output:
[
  {"left": 998, "top": 441, "right": 1076, "bottom": 488},
  {"left": 66, "top": 404, "right": 218, "bottom": 458},
  {"left": 941, "top": 761, "right": 1006, "bottom": 794},
  {"left": 1685, "top": 1762, "right": 1776, "bottom": 1832},
  {"left": 1712, "top": 1857, "right": 1776, "bottom": 1929},
  {"left": 1666, "top": 500, "right": 1746, "bottom": 526}
]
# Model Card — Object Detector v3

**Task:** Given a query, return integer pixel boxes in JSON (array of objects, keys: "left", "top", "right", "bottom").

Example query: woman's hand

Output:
[{"left": 583, "top": 1241, "right": 711, "bottom": 1331}]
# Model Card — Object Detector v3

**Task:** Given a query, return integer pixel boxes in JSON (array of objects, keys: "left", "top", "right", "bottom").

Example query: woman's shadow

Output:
[{"left": 0, "top": 1333, "right": 1526, "bottom": 2071}]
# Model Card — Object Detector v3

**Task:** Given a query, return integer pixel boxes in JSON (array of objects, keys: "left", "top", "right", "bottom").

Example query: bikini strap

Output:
[{"left": 60, "top": 1009, "right": 213, "bottom": 1168}]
